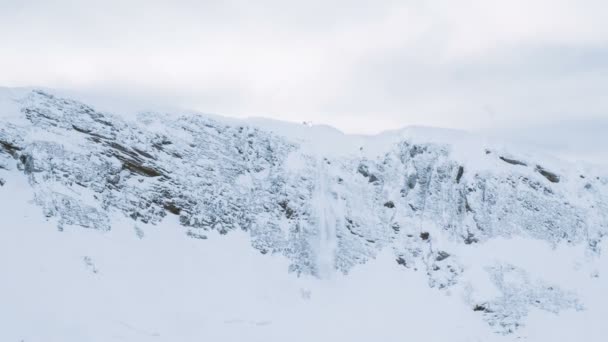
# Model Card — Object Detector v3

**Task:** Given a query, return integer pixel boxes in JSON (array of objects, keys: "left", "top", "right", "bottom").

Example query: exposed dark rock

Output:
[
  {"left": 104, "top": 141, "right": 166, "bottom": 178},
  {"left": 465, "top": 198, "right": 473, "bottom": 213},
  {"left": 133, "top": 147, "right": 156, "bottom": 160},
  {"left": 406, "top": 173, "right": 418, "bottom": 189},
  {"left": 384, "top": 201, "right": 395, "bottom": 208},
  {"left": 71, "top": 124, "right": 92, "bottom": 134},
  {"left": 345, "top": 225, "right": 365, "bottom": 238},
  {"left": 391, "top": 223, "right": 400, "bottom": 232},
  {"left": 499, "top": 156, "right": 528, "bottom": 166},
  {"left": 420, "top": 232, "right": 430, "bottom": 240},
  {"left": 107, "top": 142, "right": 139, "bottom": 158},
  {"left": 72, "top": 125, "right": 114, "bottom": 140},
  {"left": 278, "top": 199, "right": 295, "bottom": 219},
  {"left": 357, "top": 164, "right": 370, "bottom": 177},
  {"left": 464, "top": 232, "right": 479, "bottom": 245},
  {"left": 163, "top": 202, "right": 182, "bottom": 215},
  {"left": 396, "top": 257, "right": 407, "bottom": 266},
  {"left": 357, "top": 163, "right": 379, "bottom": 183},
  {"left": 473, "top": 304, "right": 491, "bottom": 312},
  {"left": 186, "top": 230, "right": 207, "bottom": 240},
  {"left": 456, "top": 166, "right": 464, "bottom": 183},
  {"left": 19, "top": 154, "right": 37, "bottom": 174},
  {"left": 520, "top": 176, "right": 554, "bottom": 195},
  {"left": 0, "top": 140, "right": 21, "bottom": 158},
  {"left": 436, "top": 251, "right": 450, "bottom": 261},
  {"left": 536, "top": 165, "right": 560, "bottom": 183},
  {"left": 120, "top": 158, "right": 165, "bottom": 178},
  {"left": 409, "top": 145, "right": 426, "bottom": 157}
]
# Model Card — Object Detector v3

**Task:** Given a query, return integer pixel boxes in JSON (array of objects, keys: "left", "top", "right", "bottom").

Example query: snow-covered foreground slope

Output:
[{"left": 1, "top": 88, "right": 608, "bottom": 341}]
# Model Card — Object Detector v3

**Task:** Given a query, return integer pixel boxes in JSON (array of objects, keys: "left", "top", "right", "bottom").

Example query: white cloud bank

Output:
[{"left": 1, "top": 0, "right": 607, "bottom": 161}]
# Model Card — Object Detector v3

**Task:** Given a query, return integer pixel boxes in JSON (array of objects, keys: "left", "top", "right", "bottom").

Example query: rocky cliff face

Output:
[{"left": 1, "top": 89, "right": 606, "bottom": 334}]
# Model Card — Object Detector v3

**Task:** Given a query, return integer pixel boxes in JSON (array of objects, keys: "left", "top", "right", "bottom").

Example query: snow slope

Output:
[{"left": 1, "top": 89, "right": 607, "bottom": 341}]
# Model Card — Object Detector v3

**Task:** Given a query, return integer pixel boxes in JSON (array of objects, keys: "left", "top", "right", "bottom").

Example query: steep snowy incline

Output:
[{"left": 1, "top": 89, "right": 607, "bottom": 339}]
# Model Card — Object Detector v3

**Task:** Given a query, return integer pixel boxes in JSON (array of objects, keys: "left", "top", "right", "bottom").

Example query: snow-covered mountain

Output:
[{"left": 1, "top": 88, "right": 607, "bottom": 341}]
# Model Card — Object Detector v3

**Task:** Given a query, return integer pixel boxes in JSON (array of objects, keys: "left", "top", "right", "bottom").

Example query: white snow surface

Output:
[{"left": 1, "top": 88, "right": 607, "bottom": 341}]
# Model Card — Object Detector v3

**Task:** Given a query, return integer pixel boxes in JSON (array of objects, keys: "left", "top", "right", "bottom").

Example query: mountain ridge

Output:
[{"left": 1, "top": 89, "right": 607, "bottom": 339}]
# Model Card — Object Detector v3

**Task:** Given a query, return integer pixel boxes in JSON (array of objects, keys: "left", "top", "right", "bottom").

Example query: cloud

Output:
[{"left": 1, "top": 0, "right": 607, "bottom": 137}]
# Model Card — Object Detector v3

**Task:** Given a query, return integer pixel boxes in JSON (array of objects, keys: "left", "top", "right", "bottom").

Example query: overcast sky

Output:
[{"left": 1, "top": 0, "right": 608, "bottom": 154}]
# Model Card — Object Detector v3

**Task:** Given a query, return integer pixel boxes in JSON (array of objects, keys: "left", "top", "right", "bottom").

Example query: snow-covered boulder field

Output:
[{"left": 1, "top": 88, "right": 607, "bottom": 341}]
